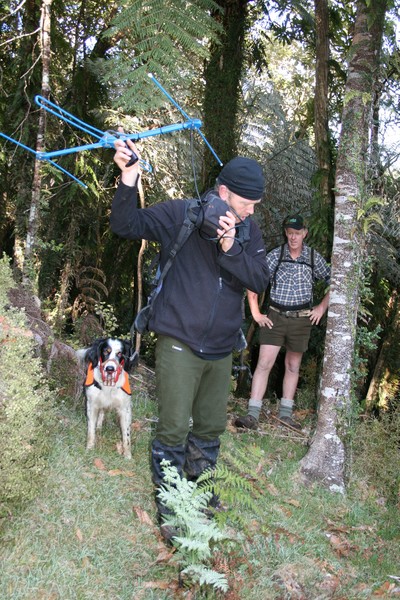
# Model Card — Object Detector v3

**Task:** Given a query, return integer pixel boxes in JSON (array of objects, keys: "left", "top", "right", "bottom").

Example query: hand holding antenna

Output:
[{"left": 113, "top": 133, "right": 141, "bottom": 186}]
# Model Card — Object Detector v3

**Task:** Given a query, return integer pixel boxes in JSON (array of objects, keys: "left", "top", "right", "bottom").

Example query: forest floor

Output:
[{"left": 0, "top": 364, "right": 399, "bottom": 600}]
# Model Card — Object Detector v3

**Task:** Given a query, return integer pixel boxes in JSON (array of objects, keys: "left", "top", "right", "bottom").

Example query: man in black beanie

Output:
[{"left": 111, "top": 143, "right": 270, "bottom": 542}]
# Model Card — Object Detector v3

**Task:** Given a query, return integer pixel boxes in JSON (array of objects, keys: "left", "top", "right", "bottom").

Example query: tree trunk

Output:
[
  {"left": 314, "top": 0, "right": 333, "bottom": 252},
  {"left": 24, "top": 0, "right": 53, "bottom": 279},
  {"left": 202, "top": 0, "right": 249, "bottom": 188},
  {"left": 299, "top": 0, "right": 388, "bottom": 492}
]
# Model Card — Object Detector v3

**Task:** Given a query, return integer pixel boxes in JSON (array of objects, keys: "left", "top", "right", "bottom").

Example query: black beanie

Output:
[{"left": 218, "top": 156, "right": 264, "bottom": 200}]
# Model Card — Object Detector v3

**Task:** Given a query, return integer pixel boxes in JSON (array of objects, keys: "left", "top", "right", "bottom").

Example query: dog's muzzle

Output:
[{"left": 100, "top": 358, "right": 123, "bottom": 386}]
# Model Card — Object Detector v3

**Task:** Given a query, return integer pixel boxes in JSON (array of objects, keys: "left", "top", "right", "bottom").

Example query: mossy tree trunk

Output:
[
  {"left": 202, "top": 0, "right": 250, "bottom": 188},
  {"left": 314, "top": 0, "right": 334, "bottom": 253},
  {"left": 24, "top": 0, "right": 53, "bottom": 281},
  {"left": 299, "top": 0, "right": 388, "bottom": 492}
]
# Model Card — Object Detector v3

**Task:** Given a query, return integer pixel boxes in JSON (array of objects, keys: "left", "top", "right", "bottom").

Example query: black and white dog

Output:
[{"left": 77, "top": 338, "right": 137, "bottom": 459}]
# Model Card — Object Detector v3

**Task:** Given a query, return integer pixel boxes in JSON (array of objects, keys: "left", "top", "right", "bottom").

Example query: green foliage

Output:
[
  {"left": 0, "top": 256, "right": 56, "bottom": 519},
  {"left": 196, "top": 446, "right": 264, "bottom": 530},
  {"left": 352, "top": 409, "right": 400, "bottom": 504},
  {"left": 158, "top": 460, "right": 233, "bottom": 593},
  {"left": 101, "top": 0, "right": 222, "bottom": 114},
  {"left": 93, "top": 301, "right": 118, "bottom": 335},
  {"left": 356, "top": 195, "right": 385, "bottom": 235},
  {"left": 353, "top": 253, "right": 382, "bottom": 391}
]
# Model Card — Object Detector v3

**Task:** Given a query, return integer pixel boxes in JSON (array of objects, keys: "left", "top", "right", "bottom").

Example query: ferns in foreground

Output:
[
  {"left": 196, "top": 452, "right": 263, "bottom": 528},
  {"left": 158, "top": 460, "right": 234, "bottom": 593}
]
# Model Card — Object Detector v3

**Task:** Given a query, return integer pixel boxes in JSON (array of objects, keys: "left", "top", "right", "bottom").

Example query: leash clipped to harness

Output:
[{"left": 0, "top": 74, "right": 222, "bottom": 189}]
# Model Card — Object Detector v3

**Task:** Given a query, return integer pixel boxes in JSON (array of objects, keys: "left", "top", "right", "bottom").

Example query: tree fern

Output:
[{"left": 99, "top": 0, "right": 222, "bottom": 114}]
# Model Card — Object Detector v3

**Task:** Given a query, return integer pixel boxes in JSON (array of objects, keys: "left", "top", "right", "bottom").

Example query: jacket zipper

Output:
[{"left": 199, "top": 276, "right": 223, "bottom": 353}]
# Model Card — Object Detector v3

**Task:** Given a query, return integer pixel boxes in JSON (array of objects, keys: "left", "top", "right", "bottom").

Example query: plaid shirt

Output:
[{"left": 266, "top": 243, "right": 330, "bottom": 309}]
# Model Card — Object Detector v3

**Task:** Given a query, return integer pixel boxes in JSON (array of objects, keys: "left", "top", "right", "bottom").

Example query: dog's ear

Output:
[
  {"left": 87, "top": 338, "right": 106, "bottom": 368},
  {"left": 122, "top": 340, "right": 138, "bottom": 372}
]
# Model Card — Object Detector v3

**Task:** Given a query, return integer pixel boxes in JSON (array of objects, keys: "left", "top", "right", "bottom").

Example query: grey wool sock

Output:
[
  {"left": 248, "top": 399, "right": 263, "bottom": 420},
  {"left": 279, "top": 398, "right": 294, "bottom": 419}
]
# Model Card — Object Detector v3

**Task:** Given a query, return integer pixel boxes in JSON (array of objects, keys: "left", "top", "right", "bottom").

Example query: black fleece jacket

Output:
[{"left": 110, "top": 181, "right": 270, "bottom": 355}]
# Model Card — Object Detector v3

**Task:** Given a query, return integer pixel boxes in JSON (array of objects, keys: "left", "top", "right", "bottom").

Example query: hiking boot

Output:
[
  {"left": 279, "top": 416, "right": 302, "bottom": 431},
  {"left": 234, "top": 414, "right": 258, "bottom": 430},
  {"left": 159, "top": 523, "right": 179, "bottom": 544}
]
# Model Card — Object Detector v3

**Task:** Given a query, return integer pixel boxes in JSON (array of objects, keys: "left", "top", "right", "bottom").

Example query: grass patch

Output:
[{"left": 0, "top": 394, "right": 399, "bottom": 599}]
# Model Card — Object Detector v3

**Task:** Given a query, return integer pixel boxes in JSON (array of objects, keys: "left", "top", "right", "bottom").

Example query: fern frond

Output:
[
  {"left": 99, "top": 0, "right": 222, "bottom": 114},
  {"left": 157, "top": 461, "right": 234, "bottom": 593},
  {"left": 181, "top": 564, "right": 229, "bottom": 593}
]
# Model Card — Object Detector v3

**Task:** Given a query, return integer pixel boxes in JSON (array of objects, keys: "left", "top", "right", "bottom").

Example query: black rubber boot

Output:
[
  {"left": 151, "top": 439, "right": 186, "bottom": 543},
  {"left": 184, "top": 433, "right": 220, "bottom": 480},
  {"left": 184, "top": 433, "right": 223, "bottom": 512}
]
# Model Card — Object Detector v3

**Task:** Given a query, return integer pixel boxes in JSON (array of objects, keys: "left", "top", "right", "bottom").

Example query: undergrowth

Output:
[
  {"left": 0, "top": 399, "right": 399, "bottom": 599},
  {"left": 0, "top": 257, "right": 56, "bottom": 519},
  {"left": 352, "top": 408, "right": 400, "bottom": 503},
  {"left": 0, "top": 255, "right": 398, "bottom": 597}
]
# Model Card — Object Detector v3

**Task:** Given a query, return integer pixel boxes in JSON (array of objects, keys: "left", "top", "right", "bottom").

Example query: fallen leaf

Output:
[
  {"left": 107, "top": 469, "right": 134, "bottom": 477},
  {"left": 266, "top": 483, "right": 279, "bottom": 496},
  {"left": 372, "top": 581, "right": 398, "bottom": 596},
  {"left": 317, "top": 575, "right": 340, "bottom": 593},
  {"left": 131, "top": 420, "right": 143, "bottom": 431},
  {"left": 133, "top": 506, "right": 154, "bottom": 526},
  {"left": 82, "top": 556, "right": 91, "bottom": 568},
  {"left": 280, "top": 506, "right": 293, "bottom": 517},
  {"left": 328, "top": 533, "right": 358, "bottom": 557},
  {"left": 143, "top": 581, "right": 174, "bottom": 590},
  {"left": 325, "top": 518, "right": 349, "bottom": 533},
  {"left": 285, "top": 498, "right": 301, "bottom": 508},
  {"left": 75, "top": 528, "right": 83, "bottom": 542},
  {"left": 155, "top": 549, "right": 174, "bottom": 563},
  {"left": 351, "top": 524, "right": 375, "bottom": 532},
  {"left": 93, "top": 458, "right": 106, "bottom": 470},
  {"left": 255, "top": 460, "right": 268, "bottom": 475}
]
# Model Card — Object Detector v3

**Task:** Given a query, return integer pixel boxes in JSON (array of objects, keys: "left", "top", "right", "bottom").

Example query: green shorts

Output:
[{"left": 259, "top": 310, "right": 312, "bottom": 353}]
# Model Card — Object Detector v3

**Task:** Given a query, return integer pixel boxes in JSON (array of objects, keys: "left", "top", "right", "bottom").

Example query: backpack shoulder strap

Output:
[
  {"left": 132, "top": 201, "right": 196, "bottom": 338},
  {"left": 155, "top": 200, "right": 196, "bottom": 288},
  {"left": 272, "top": 244, "right": 285, "bottom": 288},
  {"left": 310, "top": 247, "right": 315, "bottom": 279}
]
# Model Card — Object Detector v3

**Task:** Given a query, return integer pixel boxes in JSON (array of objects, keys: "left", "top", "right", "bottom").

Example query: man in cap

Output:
[
  {"left": 235, "top": 214, "right": 330, "bottom": 431},
  {"left": 110, "top": 140, "right": 270, "bottom": 540}
]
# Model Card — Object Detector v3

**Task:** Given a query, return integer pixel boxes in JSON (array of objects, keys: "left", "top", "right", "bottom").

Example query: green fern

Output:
[
  {"left": 158, "top": 460, "right": 233, "bottom": 593},
  {"left": 181, "top": 564, "right": 229, "bottom": 593},
  {"left": 99, "top": 0, "right": 222, "bottom": 114},
  {"left": 192, "top": 443, "right": 268, "bottom": 530}
]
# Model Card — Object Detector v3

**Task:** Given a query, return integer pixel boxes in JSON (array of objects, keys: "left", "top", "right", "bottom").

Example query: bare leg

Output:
[
  {"left": 250, "top": 344, "right": 281, "bottom": 401},
  {"left": 279, "top": 350, "right": 304, "bottom": 430},
  {"left": 282, "top": 351, "right": 303, "bottom": 400},
  {"left": 235, "top": 345, "right": 281, "bottom": 429}
]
